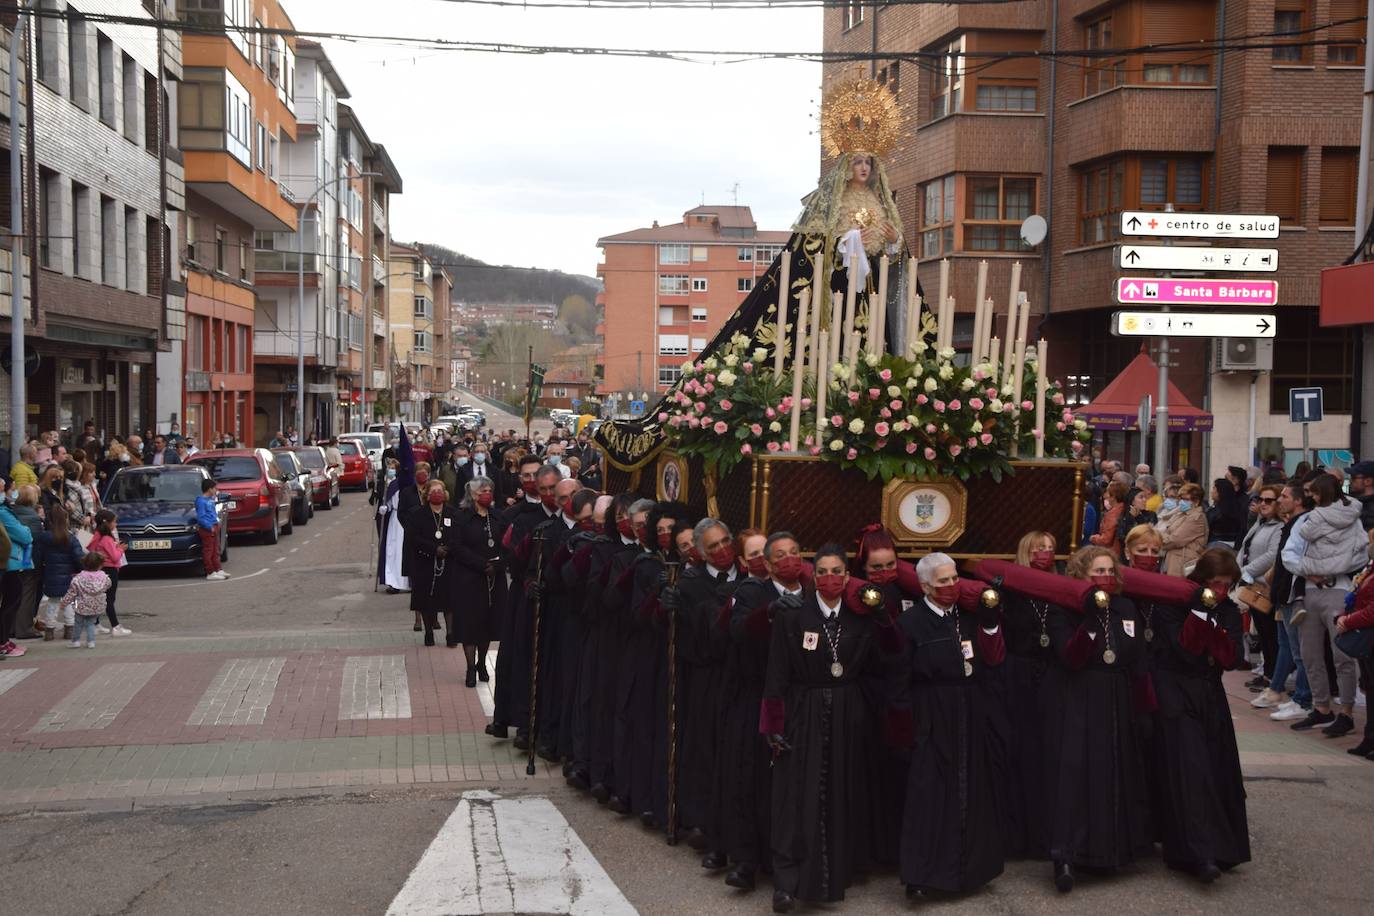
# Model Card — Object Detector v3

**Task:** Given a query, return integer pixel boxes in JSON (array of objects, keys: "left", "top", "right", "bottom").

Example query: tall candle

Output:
[
  {"left": 937, "top": 258, "right": 950, "bottom": 338},
  {"left": 973, "top": 260, "right": 989, "bottom": 362},
  {"left": 988, "top": 335, "right": 1000, "bottom": 386},
  {"left": 810, "top": 284, "right": 825, "bottom": 389},
  {"left": 1034, "top": 338, "right": 1048, "bottom": 458},
  {"left": 982, "top": 298, "right": 995, "bottom": 364},
  {"left": 943, "top": 296, "right": 956, "bottom": 352},
  {"left": 904, "top": 257, "right": 919, "bottom": 353},
  {"left": 773, "top": 250, "right": 792, "bottom": 375},
  {"left": 830, "top": 292, "right": 843, "bottom": 366},
  {"left": 1002, "top": 261, "right": 1022, "bottom": 372},
  {"left": 873, "top": 255, "right": 889, "bottom": 356},
  {"left": 1010, "top": 336, "right": 1027, "bottom": 458},
  {"left": 843, "top": 255, "right": 858, "bottom": 366},
  {"left": 815, "top": 328, "right": 829, "bottom": 453},
  {"left": 788, "top": 289, "right": 812, "bottom": 451}
]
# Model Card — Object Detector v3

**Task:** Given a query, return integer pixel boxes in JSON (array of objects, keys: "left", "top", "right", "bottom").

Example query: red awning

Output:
[{"left": 1078, "top": 349, "right": 1213, "bottom": 432}]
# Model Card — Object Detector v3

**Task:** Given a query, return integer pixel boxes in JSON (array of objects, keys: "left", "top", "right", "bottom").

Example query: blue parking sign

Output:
[{"left": 630, "top": 400, "right": 646, "bottom": 417}]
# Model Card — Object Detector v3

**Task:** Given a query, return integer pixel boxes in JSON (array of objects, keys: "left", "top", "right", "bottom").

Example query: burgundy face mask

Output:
[
  {"left": 1131, "top": 554, "right": 1160, "bottom": 573},
  {"left": 867, "top": 567, "right": 897, "bottom": 585},
  {"left": 816, "top": 573, "right": 846, "bottom": 601},
  {"left": 1030, "top": 550, "right": 1056, "bottom": 571},
  {"left": 930, "top": 581, "right": 960, "bottom": 609},
  {"left": 773, "top": 555, "right": 804, "bottom": 582}
]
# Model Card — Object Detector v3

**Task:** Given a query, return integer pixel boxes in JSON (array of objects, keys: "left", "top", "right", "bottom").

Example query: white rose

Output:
[
  {"left": 905, "top": 414, "right": 919, "bottom": 427},
  {"left": 831, "top": 363, "right": 848, "bottom": 379},
  {"left": 912, "top": 340, "right": 929, "bottom": 355},
  {"left": 959, "top": 377, "right": 975, "bottom": 391},
  {"left": 1001, "top": 383, "right": 1013, "bottom": 396},
  {"left": 1073, "top": 419, "right": 1088, "bottom": 431},
  {"left": 911, "top": 363, "right": 924, "bottom": 377},
  {"left": 768, "top": 421, "right": 783, "bottom": 433},
  {"left": 972, "top": 420, "right": 983, "bottom": 433},
  {"left": 829, "top": 438, "right": 845, "bottom": 452},
  {"left": 681, "top": 361, "right": 694, "bottom": 374},
  {"left": 717, "top": 370, "right": 737, "bottom": 386},
  {"left": 723, "top": 353, "right": 739, "bottom": 367},
  {"left": 887, "top": 385, "right": 901, "bottom": 398},
  {"left": 938, "top": 364, "right": 955, "bottom": 381},
  {"left": 990, "top": 399, "right": 1003, "bottom": 412},
  {"left": 923, "top": 376, "right": 938, "bottom": 393},
  {"left": 848, "top": 418, "right": 865, "bottom": 434},
  {"left": 892, "top": 421, "right": 908, "bottom": 432},
  {"left": 864, "top": 352, "right": 880, "bottom": 367},
  {"left": 704, "top": 357, "right": 718, "bottom": 370},
  {"left": 939, "top": 347, "right": 956, "bottom": 361},
  {"left": 752, "top": 348, "right": 768, "bottom": 363}
]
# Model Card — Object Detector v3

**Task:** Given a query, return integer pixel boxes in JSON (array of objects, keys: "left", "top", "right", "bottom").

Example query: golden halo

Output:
[{"left": 819, "top": 75, "right": 902, "bottom": 159}]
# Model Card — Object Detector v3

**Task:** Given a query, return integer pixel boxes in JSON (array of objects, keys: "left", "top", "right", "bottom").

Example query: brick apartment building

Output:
[
  {"left": 596, "top": 205, "right": 789, "bottom": 402},
  {"left": 823, "top": 0, "right": 1363, "bottom": 475}
]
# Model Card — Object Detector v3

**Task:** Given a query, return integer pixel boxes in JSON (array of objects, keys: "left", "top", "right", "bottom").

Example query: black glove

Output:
[
  {"left": 714, "top": 581, "right": 735, "bottom": 602},
  {"left": 656, "top": 568, "right": 673, "bottom": 590},
  {"left": 977, "top": 602, "right": 1000, "bottom": 631},
  {"left": 527, "top": 581, "right": 545, "bottom": 602},
  {"left": 660, "top": 585, "right": 682, "bottom": 611},
  {"left": 770, "top": 592, "right": 804, "bottom": 614}
]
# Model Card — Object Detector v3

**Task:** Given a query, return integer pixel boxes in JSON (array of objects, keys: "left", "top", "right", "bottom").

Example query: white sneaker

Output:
[
  {"left": 111, "top": 625, "right": 133, "bottom": 636},
  {"left": 67, "top": 641, "right": 81, "bottom": 648},
  {"left": 85, "top": 643, "right": 96, "bottom": 649},
  {"left": 1270, "top": 700, "right": 1309, "bottom": 721},
  {"left": 1251, "top": 688, "right": 1285, "bottom": 709},
  {"left": 96, "top": 624, "right": 111, "bottom": 635},
  {"left": 214, "top": 570, "right": 230, "bottom": 580},
  {"left": 206, "top": 574, "right": 218, "bottom": 580}
]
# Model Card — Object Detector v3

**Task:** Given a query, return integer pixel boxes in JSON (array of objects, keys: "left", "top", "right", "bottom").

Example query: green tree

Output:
[{"left": 559, "top": 294, "right": 597, "bottom": 342}]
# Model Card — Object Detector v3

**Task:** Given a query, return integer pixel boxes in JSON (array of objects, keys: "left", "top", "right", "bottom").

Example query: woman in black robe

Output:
[
  {"left": 761, "top": 542, "right": 883, "bottom": 912},
  {"left": 892, "top": 552, "right": 1008, "bottom": 900},
  {"left": 449, "top": 476, "right": 510, "bottom": 686},
  {"left": 401, "top": 478, "right": 458, "bottom": 648},
  {"left": 1138, "top": 548, "right": 1250, "bottom": 882}
]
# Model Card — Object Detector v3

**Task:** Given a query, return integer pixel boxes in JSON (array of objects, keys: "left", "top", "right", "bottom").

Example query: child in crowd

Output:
[
  {"left": 196, "top": 478, "right": 228, "bottom": 581},
  {"left": 61, "top": 553, "right": 112, "bottom": 649}
]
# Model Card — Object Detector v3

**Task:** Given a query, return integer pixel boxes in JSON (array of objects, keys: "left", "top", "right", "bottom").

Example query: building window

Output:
[
  {"left": 692, "top": 246, "right": 708, "bottom": 262},
  {"left": 658, "top": 366, "right": 681, "bottom": 386},
  {"left": 691, "top": 306, "right": 707, "bottom": 322},
  {"left": 72, "top": 183, "right": 89, "bottom": 277},
  {"left": 215, "top": 228, "right": 227, "bottom": 273},
  {"left": 659, "top": 274, "right": 690, "bottom": 295},
  {"left": 738, "top": 277, "right": 753, "bottom": 292},
  {"left": 1269, "top": 309, "right": 1352, "bottom": 412},
  {"left": 97, "top": 32, "right": 115, "bottom": 126},
  {"left": 1078, "top": 159, "right": 1125, "bottom": 244},
  {"left": 35, "top": 0, "right": 60, "bottom": 87},
  {"left": 187, "top": 315, "right": 207, "bottom": 371},
  {"left": 1082, "top": 2, "right": 1214, "bottom": 95},
  {"left": 125, "top": 206, "right": 139, "bottom": 291},
  {"left": 1319, "top": 147, "right": 1358, "bottom": 226},
  {"left": 754, "top": 245, "right": 784, "bottom": 264},
  {"left": 737, "top": 246, "right": 753, "bottom": 262},
  {"left": 1329, "top": 0, "right": 1365, "bottom": 64},
  {"left": 38, "top": 169, "right": 57, "bottom": 270},
  {"left": 920, "top": 176, "right": 956, "bottom": 257},
  {"left": 659, "top": 306, "right": 676, "bottom": 325},
  {"left": 186, "top": 213, "right": 198, "bottom": 264},
  {"left": 659, "top": 334, "right": 689, "bottom": 357},
  {"left": 965, "top": 177, "right": 1035, "bottom": 251},
  {"left": 1139, "top": 157, "right": 1205, "bottom": 209},
  {"left": 1083, "top": 15, "right": 1120, "bottom": 95},
  {"left": 659, "top": 244, "right": 690, "bottom": 265},
  {"left": 1273, "top": 0, "right": 1310, "bottom": 63},
  {"left": 68, "top": 9, "right": 90, "bottom": 110},
  {"left": 100, "top": 196, "right": 117, "bottom": 286},
  {"left": 414, "top": 330, "right": 431, "bottom": 353},
  {"left": 1076, "top": 156, "right": 1207, "bottom": 244},
  {"left": 691, "top": 277, "right": 708, "bottom": 292},
  {"left": 236, "top": 324, "right": 249, "bottom": 373},
  {"left": 414, "top": 296, "right": 432, "bottom": 319},
  {"left": 842, "top": 0, "right": 864, "bottom": 31},
  {"left": 1266, "top": 147, "right": 1304, "bottom": 225},
  {"left": 976, "top": 84, "right": 1037, "bottom": 111},
  {"left": 878, "top": 61, "right": 901, "bottom": 97},
  {"left": 256, "top": 122, "right": 268, "bottom": 170},
  {"left": 238, "top": 239, "right": 250, "bottom": 282},
  {"left": 121, "top": 53, "right": 139, "bottom": 142},
  {"left": 930, "top": 37, "right": 964, "bottom": 119},
  {"left": 692, "top": 337, "right": 707, "bottom": 352}
]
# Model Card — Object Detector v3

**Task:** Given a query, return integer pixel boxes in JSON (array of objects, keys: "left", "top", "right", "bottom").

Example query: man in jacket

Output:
[
  {"left": 0, "top": 485, "right": 34, "bottom": 658},
  {"left": 1349, "top": 461, "right": 1374, "bottom": 532}
]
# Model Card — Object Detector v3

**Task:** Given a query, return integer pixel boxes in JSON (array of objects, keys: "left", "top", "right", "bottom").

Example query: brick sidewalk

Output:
[{"left": 0, "top": 627, "right": 1368, "bottom": 808}]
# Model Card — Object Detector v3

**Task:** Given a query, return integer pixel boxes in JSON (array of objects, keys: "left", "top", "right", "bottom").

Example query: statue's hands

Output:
[{"left": 881, "top": 221, "right": 899, "bottom": 243}]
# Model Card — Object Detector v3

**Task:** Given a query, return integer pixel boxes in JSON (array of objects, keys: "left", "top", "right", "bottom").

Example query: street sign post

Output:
[
  {"left": 1113, "top": 312, "right": 1276, "bottom": 338},
  {"left": 1289, "top": 387, "right": 1324, "bottom": 465},
  {"left": 1119, "top": 211, "right": 1280, "bottom": 239},
  {"left": 1117, "top": 245, "right": 1278, "bottom": 272},
  {"left": 1115, "top": 277, "right": 1278, "bottom": 307}
]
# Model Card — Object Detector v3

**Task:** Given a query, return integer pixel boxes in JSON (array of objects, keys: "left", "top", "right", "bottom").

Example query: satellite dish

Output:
[{"left": 1020, "top": 214, "right": 1047, "bottom": 248}]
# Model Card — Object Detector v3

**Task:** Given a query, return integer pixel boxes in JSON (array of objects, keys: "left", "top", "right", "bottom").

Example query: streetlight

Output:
[
  {"left": 297, "top": 170, "right": 382, "bottom": 441},
  {"left": 9, "top": 0, "right": 39, "bottom": 450}
]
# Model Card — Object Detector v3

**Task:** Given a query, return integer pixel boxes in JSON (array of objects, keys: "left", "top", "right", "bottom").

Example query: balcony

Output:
[
  {"left": 372, "top": 255, "right": 386, "bottom": 284},
  {"left": 372, "top": 199, "right": 386, "bottom": 233},
  {"left": 254, "top": 249, "right": 317, "bottom": 273},
  {"left": 373, "top": 368, "right": 387, "bottom": 389}
]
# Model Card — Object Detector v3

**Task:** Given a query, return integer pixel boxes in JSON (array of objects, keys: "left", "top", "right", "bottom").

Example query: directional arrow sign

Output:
[
  {"left": 1119, "top": 211, "right": 1280, "bottom": 239},
  {"left": 1115, "top": 277, "right": 1278, "bottom": 307},
  {"left": 1116, "top": 245, "right": 1279, "bottom": 273},
  {"left": 1113, "top": 311, "right": 1277, "bottom": 338}
]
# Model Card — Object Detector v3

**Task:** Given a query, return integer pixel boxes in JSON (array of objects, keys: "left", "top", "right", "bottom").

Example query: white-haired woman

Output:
[{"left": 450, "top": 476, "right": 510, "bottom": 687}]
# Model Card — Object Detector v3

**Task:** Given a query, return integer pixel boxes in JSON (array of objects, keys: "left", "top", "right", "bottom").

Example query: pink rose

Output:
[
  {"left": 1056, "top": 422, "right": 1067, "bottom": 431},
  {"left": 831, "top": 414, "right": 843, "bottom": 427},
  {"left": 905, "top": 442, "right": 919, "bottom": 454},
  {"left": 875, "top": 439, "right": 887, "bottom": 448},
  {"left": 1062, "top": 408, "right": 1074, "bottom": 422},
  {"left": 688, "top": 417, "right": 701, "bottom": 429},
  {"left": 925, "top": 423, "right": 937, "bottom": 434},
  {"left": 967, "top": 437, "right": 978, "bottom": 448},
  {"left": 846, "top": 448, "right": 858, "bottom": 460},
  {"left": 740, "top": 443, "right": 753, "bottom": 455},
  {"left": 750, "top": 423, "right": 763, "bottom": 436},
  {"left": 801, "top": 397, "right": 813, "bottom": 410},
  {"left": 1032, "top": 428, "right": 1044, "bottom": 439},
  {"left": 949, "top": 399, "right": 961, "bottom": 411},
  {"left": 889, "top": 399, "right": 903, "bottom": 411},
  {"left": 719, "top": 399, "right": 733, "bottom": 411},
  {"left": 986, "top": 388, "right": 998, "bottom": 399},
  {"left": 1052, "top": 391, "right": 1065, "bottom": 405},
  {"left": 879, "top": 407, "right": 891, "bottom": 418},
  {"left": 1003, "top": 403, "right": 1015, "bottom": 413},
  {"left": 705, "top": 373, "right": 716, "bottom": 383},
  {"left": 916, "top": 394, "right": 928, "bottom": 405},
  {"left": 949, "top": 444, "right": 962, "bottom": 457},
  {"left": 969, "top": 398, "right": 984, "bottom": 410},
  {"left": 743, "top": 362, "right": 754, "bottom": 374},
  {"left": 657, "top": 412, "right": 669, "bottom": 422},
  {"left": 868, "top": 388, "right": 881, "bottom": 400},
  {"left": 766, "top": 407, "right": 776, "bottom": 419},
  {"left": 767, "top": 441, "right": 781, "bottom": 452},
  {"left": 1021, "top": 400, "right": 1033, "bottom": 411},
  {"left": 804, "top": 435, "right": 814, "bottom": 446},
  {"left": 874, "top": 422, "right": 890, "bottom": 437},
  {"left": 809, "top": 446, "right": 821, "bottom": 456},
  {"left": 934, "top": 400, "right": 946, "bottom": 413},
  {"left": 781, "top": 396, "right": 793, "bottom": 410},
  {"left": 973, "top": 369, "right": 986, "bottom": 381},
  {"left": 713, "top": 421, "right": 728, "bottom": 435},
  {"left": 703, "top": 382, "right": 714, "bottom": 394},
  {"left": 694, "top": 361, "right": 704, "bottom": 372},
  {"left": 980, "top": 433, "right": 994, "bottom": 445},
  {"left": 878, "top": 369, "right": 892, "bottom": 382},
  {"left": 924, "top": 447, "right": 936, "bottom": 460},
  {"left": 694, "top": 401, "right": 706, "bottom": 412},
  {"left": 668, "top": 416, "right": 682, "bottom": 428},
  {"left": 847, "top": 391, "right": 860, "bottom": 404}
]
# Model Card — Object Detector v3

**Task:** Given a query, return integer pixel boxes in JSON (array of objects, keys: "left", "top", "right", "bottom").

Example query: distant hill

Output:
[{"left": 414, "top": 242, "right": 601, "bottom": 305}]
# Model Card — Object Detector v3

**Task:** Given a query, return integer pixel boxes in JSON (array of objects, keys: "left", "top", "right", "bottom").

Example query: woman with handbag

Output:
[
  {"left": 1334, "top": 529, "right": 1374, "bottom": 758},
  {"left": 1237, "top": 485, "right": 1283, "bottom": 698}
]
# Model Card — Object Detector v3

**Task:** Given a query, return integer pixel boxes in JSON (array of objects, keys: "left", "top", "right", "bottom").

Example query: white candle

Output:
[
  {"left": 788, "top": 288, "right": 811, "bottom": 451},
  {"left": 973, "top": 260, "right": 988, "bottom": 362},
  {"left": 943, "top": 296, "right": 956, "bottom": 352},
  {"left": 983, "top": 298, "right": 995, "bottom": 364},
  {"left": 843, "top": 260, "right": 859, "bottom": 367},
  {"left": 1016, "top": 293, "right": 1031, "bottom": 355},
  {"left": 1034, "top": 338, "right": 1048, "bottom": 458},
  {"left": 1010, "top": 335, "right": 1027, "bottom": 458},
  {"left": 815, "top": 328, "right": 829, "bottom": 453},
  {"left": 904, "top": 257, "right": 918, "bottom": 353},
  {"left": 988, "top": 335, "right": 999, "bottom": 385},
  {"left": 1002, "top": 261, "right": 1022, "bottom": 373},
  {"left": 873, "top": 255, "right": 889, "bottom": 356},
  {"left": 830, "top": 292, "right": 844, "bottom": 366},
  {"left": 937, "top": 258, "right": 950, "bottom": 337},
  {"left": 809, "top": 284, "right": 825, "bottom": 389},
  {"left": 773, "top": 250, "right": 791, "bottom": 375}
]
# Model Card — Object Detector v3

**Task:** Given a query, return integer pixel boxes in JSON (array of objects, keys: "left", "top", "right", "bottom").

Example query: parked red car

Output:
[
  {"left": 284, "top": 446, "right": 340, "bottom": 509},
  {"left": 337, "top": 438, "right": 375, "bottom": 491},
  {"left": 188, "top": 448, "right": 294, "bottom": 543}
]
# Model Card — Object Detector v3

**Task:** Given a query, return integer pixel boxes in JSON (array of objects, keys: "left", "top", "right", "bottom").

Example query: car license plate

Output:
[
  {"left": 131, "top": 539, "right": 172, "bottom": 550},
  {"left": 225, "top": 501, "right": 237, "bottom": 510}
]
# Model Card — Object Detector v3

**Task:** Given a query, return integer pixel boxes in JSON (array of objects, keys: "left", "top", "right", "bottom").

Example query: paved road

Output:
[{"left": 3, "top": 483, "right": 1373, "bottom": 914}]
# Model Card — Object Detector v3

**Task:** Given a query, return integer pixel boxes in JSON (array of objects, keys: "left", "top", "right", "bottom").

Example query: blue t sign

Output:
[{"left": 1289, "top": 387, "right": 1324, "bottom": 424}]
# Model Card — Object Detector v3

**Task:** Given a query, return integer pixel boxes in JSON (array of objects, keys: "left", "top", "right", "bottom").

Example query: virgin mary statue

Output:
[{"left": 597, "top": 74, "right": 920, "bottom": 470}]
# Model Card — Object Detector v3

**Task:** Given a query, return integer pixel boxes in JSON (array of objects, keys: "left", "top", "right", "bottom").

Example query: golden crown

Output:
[{"left": 819, "top": 73, "right": 903, "bottom": 159}]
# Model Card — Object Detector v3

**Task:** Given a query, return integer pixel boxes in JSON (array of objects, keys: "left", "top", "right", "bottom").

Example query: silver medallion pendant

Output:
[
  {"left": 434, "top": 530, "right": 443, "bottom": 540},
  {"left": 1039, "top": 633, "right": 1051, "bottom": 648},
  {"left": 1102, "top": 648, "right": 1117, "bottom": 665},
  {"left": 488, "top": 538, "right": 495, "bottom": 548},
  {"left": 963, "top": 660, "right": 973, "bottom": 677},
  {"left": 1144, "top": 628, "right": 1154, "bottom": 642},
  {"left": 830, "top": 661, "right": 844, "bottom": 679}
]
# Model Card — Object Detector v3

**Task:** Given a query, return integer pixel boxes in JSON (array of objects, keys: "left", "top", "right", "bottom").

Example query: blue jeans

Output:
[
  {"left": 1271, "top": 607, "right": 1311, "bottom": 708},
  {"left": 72, "top": 614, "right": 97, "bottom": 645}
]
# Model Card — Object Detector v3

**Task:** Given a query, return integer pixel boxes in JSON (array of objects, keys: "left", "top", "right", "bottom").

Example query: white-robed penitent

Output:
[{"left": 380, "top": 488, "right": 410, "bottom": 591}]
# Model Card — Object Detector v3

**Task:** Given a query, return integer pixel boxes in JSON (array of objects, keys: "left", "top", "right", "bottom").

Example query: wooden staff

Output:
[
  {"left": 773, "top": 250, "right": 792, "bottom": 375},
  {"left": 664, "top": 558, "right": 682, "bottom": 845},
  {"left": 525, "top": 526, "right": 547, "bottom": 776}
]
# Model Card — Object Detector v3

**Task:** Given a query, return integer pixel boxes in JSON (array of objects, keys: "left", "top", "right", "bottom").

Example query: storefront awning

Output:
[{"left": 1078, "top": 349, "right": 1213, "bottom": 432}]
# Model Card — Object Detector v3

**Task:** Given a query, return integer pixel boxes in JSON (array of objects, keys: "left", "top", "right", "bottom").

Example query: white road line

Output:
[
  {"left": 274, "top": 557, "right": 285, "bottom": 563},
  {"left": 119, "top": 568, "right": 270, "bottom": 591},
  {"left": 475, "top": 647, "right": 497, "bottom": 718},
  {"left": 289, "top": 548, "right": 299, "bottom": 554},
  {"left": 385, "top": 791, "right": 637, "bottom": 916},
  {"left": 186, "top": 657, "right": 287, "bottom": 726},
  {"left": 0, "top": 668, "right": 36, "bottom": 696},
  {"left": 32, "top": 662, "right": 163, "bottom": 733}
]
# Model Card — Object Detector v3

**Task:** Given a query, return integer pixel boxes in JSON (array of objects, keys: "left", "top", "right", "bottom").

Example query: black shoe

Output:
[
  {"left": 771, "top": 890, "right": 794, "bottom": 913},
  {"left": 1322, "top": 713, "right": 1355, "bottom": 737},
  {"left": 905, "top": 885, "right": 927, "bottom": 901},
  {"left": 446, "top": 640, "right": 459, "bottom": 649},
  {"left": 1245, "top": 674, "right": 1268, "bottom": 690},
  {"left": 423, "top": 631, "right": 435, "bottom": 647},
  {"left": 724, "top": 864, "right": 755, "bottom": 887},
  {"left": 1291, "top": 709, "right": 1336, "bottom": 731},
  {"left": 702, "top": 851, "right": 728, "bottom": 871},
  {"left": 412, "top": 622, "right": 422, "bottom": 631},
  {"left": 1197, "top": 860, "right": 1221, "bottom": 884},
  {"left": 686, "top": 827, "right": 708, "bottom": 850},
  {"left": 1347, "top": 739, "right": 1374, "bottom": 756},
  {"left": 484, "top": 722, "right": 508, "bottom": 739},
  {"left": 607, "top": 795, "right": 629, "bottom": 815},
  {"left": 465, "top": 668, "right": 477, "bottom": 688},
  {"left": 566, "top": 768, "right": 590, "bottom": 791},
  {"left": 512, "top": 733, "right": 530, "bottom": 751},
  {"left": 1054, "top": 861, "right": 1075, "bottom": 893},
  {"left": 590, "top": 783, "right": 610, "bottom": 803},
  {"left": 639, "top": 810, "right": 655, "bottom": 827},
  {"left": 477, "top": 661, "right": 491, "bottom": 682}
]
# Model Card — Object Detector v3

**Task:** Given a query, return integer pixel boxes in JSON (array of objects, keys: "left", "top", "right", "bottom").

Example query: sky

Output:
[{"left": 288, "top": 0, "right": 823, "bottom": 278}]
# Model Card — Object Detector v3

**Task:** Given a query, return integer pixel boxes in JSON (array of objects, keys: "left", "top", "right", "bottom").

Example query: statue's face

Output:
[{"left": 850, "top": 155, "right": 872, "bottom": 183}]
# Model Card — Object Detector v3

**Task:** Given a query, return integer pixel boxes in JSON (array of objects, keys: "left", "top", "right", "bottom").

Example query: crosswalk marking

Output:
[
  {"left": 386, "top": 791, "right": 637, "bottom": 916},
  {"left": 31, "top": 662, "right": 163, "bottom": 733},
  {"left": 339, "top": 655, "right": 412, "bottom": 720},
  {"left": 0, "top": 668, "right": 35, "bottom": 696},
  {"left": 186, "top": 657, "right": 287, "bottom": 726}
]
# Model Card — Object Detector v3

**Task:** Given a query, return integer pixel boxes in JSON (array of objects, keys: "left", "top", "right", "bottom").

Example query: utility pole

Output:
[
  {"left": 9, "top": 1, "right": 37, "bottom": 451},
  {"left": 1356, "top": 0, "right": 1374, "bottom": 457},
  {"left": 1152, "top": 204, "right": 1175, "bottom": 478}
]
